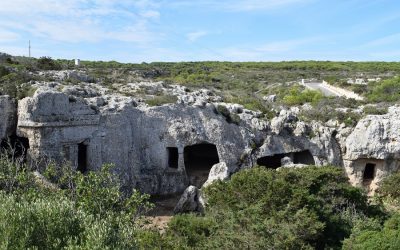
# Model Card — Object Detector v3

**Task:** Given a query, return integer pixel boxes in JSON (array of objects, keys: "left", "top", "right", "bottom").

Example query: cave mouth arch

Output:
[
  {"left": 257, "top": 150, "right": 315, "bottom": 169},
  {"left": 184, "top": 143, "right": 219, "bottom": 188},
  {"left": 293, "top": 150, "right": 315, "bottom": 165},
  {"left": 257, "top": 153, "right": 286, "bottom": 169}
]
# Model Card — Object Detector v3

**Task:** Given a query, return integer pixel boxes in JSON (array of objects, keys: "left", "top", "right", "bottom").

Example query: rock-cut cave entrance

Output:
[
  {"left": 184, "top": 143, "right": 219, "bottom": 188},
  {"left": 0, "top": 134, "right": 30, "bottom": 161},
  {"left": 167, "top": 147, "right": 179, "bottom": 169},
  {"left": 77, "top": 142, "right": 88, "bottom": 173},
  {"left": 363, "top": 163, "right": 376, "bottom": 185},
  {"left": 257, "top": 150, "right": 315, "bottom": 169},
  {"left": 293, "top": 150, "right": 315, "bottom": 165},
  {"left": 257, "top": 153, "right": 286, "bottom": 169}
]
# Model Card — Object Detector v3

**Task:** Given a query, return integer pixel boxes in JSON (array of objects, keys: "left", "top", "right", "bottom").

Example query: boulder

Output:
[
  {"left": 203, "top": 162, "right": 230, "bottom": 187},
  {"left": 174, "top": 185, "right": 204, "bottom": 214}
]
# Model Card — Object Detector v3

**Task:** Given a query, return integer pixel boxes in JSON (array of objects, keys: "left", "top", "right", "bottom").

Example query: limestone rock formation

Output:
[
  {"left": 343, "top": 106, "right": 400, "bottom": 192},
  {"left": 5, "top": 80, "right": 346, "bottom": 197},
  {"left": 174, "top": 185, "right": 204, "bottom": 214},
  {"left": 3, "top": 72, "right": 392, "bottom": 201},
  {"left": 0, "top": 95, "right": 17, "bottom": 140},
  {"left": 203, "top": 162, "right": 230, "bottom": 187}
]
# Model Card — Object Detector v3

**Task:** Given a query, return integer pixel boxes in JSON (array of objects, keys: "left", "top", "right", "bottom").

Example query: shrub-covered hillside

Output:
[{"left": 2, "top": 149, "right": 399, "bottom": 249}]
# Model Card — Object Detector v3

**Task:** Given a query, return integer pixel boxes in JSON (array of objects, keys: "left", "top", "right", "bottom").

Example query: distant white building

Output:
[{"left": 74, "top": 59, "right": 81, "bottom": 66}]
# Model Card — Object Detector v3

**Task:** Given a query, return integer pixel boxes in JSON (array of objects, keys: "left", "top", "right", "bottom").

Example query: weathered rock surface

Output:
[
  {"left": 6, "top": 81, "right": 346, "bottom": 196},
  {"left": 343, "top": 106, "right": 400, "bottom": 192},
  {"left": 174, "top": 185, "right": 204, "bottom": 214},
  {"left": 0, "top": 95, "right": 17, "bottom": 140},
  {"left": 203, "top": 162, "right": 230, "bottom": 187},
  {"left": 4, "top": 74, "right": 396, "bottom": 199}
]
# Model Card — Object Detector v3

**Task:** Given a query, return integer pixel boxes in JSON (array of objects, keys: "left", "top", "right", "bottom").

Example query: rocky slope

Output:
[{"left": 0, "top": 69, "right": 398, "bottom": 200}]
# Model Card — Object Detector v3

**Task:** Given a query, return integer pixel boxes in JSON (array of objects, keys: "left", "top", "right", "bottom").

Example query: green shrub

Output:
[
  {"left": 36, "top": 56, "right": 62, "bottom": 70},
  {"left": 0, "top": 65, "right": 9, "bottom": 78},
  {"left": 0, "top": 156, "right": 155, "bottom": 249},
  {"left": 377, "top": 172, "right": 400, "bottom": 205},
  {"left": 166, "top": 166, "right": 384, "bottom": 249},
  {"left": 363, "top": 105, "right": 388, "bottom": 115},
  {"left": 343, "top": 213, "right": 400, "bottom": 250},
  {"left": 0, "top": 193, "right": 83, "bottom": 249},
  {"left": 216, "top": 104, "right": 241, "bottom": 125},
  {"left": 283, "top": 86, "right": 324, "bottom": 106},
  {"left": 167, "top": 213, "right": 217, "bottom": 248},
  {"left": 367, "top": 77, "right": 400, "bottom": 103}
]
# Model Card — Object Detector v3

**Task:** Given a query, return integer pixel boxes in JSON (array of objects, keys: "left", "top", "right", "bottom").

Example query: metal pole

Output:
[{"left": 29, "top": 40, "right": 31, "bottom": 57}]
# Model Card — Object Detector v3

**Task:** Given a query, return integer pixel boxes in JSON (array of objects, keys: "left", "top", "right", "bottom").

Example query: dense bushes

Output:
[
  {"left": 342, "top": 213, "right": 400, "bottom": 249},
  {"left": 367, "top": 77, "right": 400, "bottom": 103},
  {"left": 342, "top": 171, "right": 400, "bottom": 249},
  {"left": 0, "top": 155, "right": 153, "bottom": 249},
  {"left": 378, "top": 172, "right": 400, "bottom": 201},
  {"left": 283, "top": 86, "right": 324, "bottom": 106},
  {"left": 165, "top": 166, "right": 384, "bottom": 249},
  {"left": 36, "top": 57, "right": 62, "bottom": 70},
  {"left": 0, "top": 151, "right": 394, "bottom": 249}
]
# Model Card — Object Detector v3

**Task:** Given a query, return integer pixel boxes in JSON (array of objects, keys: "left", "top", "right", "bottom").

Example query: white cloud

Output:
[
  {"left": 167, "top": 0, "right": 312, "bottom": 12},
  {"left": 224, "top": 0, "right": 313, "bottom": 12},
  {"left": 0, "top": 29, "right": 19, "bottom": 42},
  {"left": 363, "top": 33, "right": 400, "bottom": 47},
  {"left": 140, "top": 10, "right": 160, "bottom": 19},
  {"left": 186, "top": 31, "right": 208, "bottom": 42},
  {"left": 0, "top": 0, "right": 161, "bottom": 44}
]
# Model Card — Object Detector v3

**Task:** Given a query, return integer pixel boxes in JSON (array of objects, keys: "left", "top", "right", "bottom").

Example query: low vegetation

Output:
[
  {"left": 146, "top": 94, "right": 178, "bottom": 106},
  {"left": 3, "top": 149, "right": 400, "bottom": 249},
  {"left": 0, "top": 155, "right": 154, "bottom": 249}
]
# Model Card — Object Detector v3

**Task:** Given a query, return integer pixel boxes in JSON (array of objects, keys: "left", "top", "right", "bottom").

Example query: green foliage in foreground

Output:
[
  {"left": 340, "top": 172, "right": 400, "bottom": 250},
  {"left": 0, "top": 156, "right": 153, "bottom": 249},
  {"left": 3, "top": 151, "right": 400, "bottom": 249},
  {"left": 342, "top": 212, "right": 400, "bottom": 250},
  {"left": 165, "top": 167, "right": 384, "bottom": 249}
]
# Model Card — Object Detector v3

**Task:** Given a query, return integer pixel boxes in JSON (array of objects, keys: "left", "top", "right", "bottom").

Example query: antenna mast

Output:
[{"left": 29, "top": 40, "right": 31, "bottom": 57}]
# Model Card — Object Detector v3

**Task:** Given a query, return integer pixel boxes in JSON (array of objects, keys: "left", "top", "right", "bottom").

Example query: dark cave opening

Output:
[
  {"left": 363, "top": 163, "right": 376, "bottom": 183},
  {"left": 167, "top": 147, "right": 179, "bottom": 169},
  {"left": 293, "top": 150, "right": 315, "bottom": 165},
  {"left": 257, "top": 150, "right": 315, "bottom": 169},
  {"left": 184, "top": 143, "right": 219, "bottom": 188},
  {"left": 256, "top": 153, "right": 286, "bottom": 169},
  {"left": 77, "top": 143, "right": 88, "bottom": 173}
]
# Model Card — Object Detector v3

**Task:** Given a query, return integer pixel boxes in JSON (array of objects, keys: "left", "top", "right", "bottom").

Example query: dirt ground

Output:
[{"left": 144, "top": 195, "right": 181, "bottom": 232}]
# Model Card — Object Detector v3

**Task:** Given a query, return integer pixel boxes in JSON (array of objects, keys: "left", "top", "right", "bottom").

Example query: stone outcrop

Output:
[
  {"left": 8, "top": 83, "right": 343, "bottom": 196},
  {"left": 173, "top": 185, "right": 204, "bottom": 214},
  {"left": 203, "top": 162, "right": 230, "bottom": 187},
  {"left": 343, "top": 106, "right": 400, "bottom": 192},
  {"left": 0, "top": 95, "right": 17, "bottom": 140},
  {"left": 3, "top": 75, "right": 397, "bottom": 200}
]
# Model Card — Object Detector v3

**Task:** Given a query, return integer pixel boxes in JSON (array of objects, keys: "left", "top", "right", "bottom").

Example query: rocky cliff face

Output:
[
  {"left": 1, "top": 79, "right": 397, "bottom": 195},
  {"left": 343, "top": 106, "right": 400, "bottom": 193},
  {"left": 0, "top": 96, "right": 17, "bottom": 140}
]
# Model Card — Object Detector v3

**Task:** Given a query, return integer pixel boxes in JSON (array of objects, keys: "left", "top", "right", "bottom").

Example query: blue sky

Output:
[{"left": 0, "top": 0, "right": 399, "bottom": 62}]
